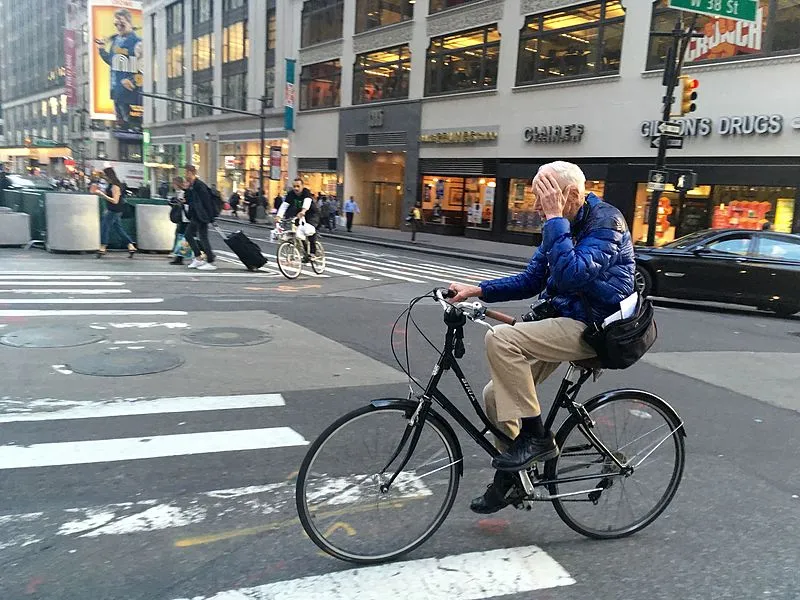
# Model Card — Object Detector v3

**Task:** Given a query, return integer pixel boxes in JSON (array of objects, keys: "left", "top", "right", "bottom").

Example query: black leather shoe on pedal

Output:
[
  {"left": 491, "top": 432, "right": 559, "bottom": 471},
  {"left": 469, "top": 471, "right": 523, "bottom": 514}
]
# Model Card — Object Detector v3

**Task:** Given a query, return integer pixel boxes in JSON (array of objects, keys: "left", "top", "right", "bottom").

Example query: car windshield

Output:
[
  {"left": 662, "top": 230, "right": 712, "bottom": 250},
  {"left": 8, "top": 174, "right": 54, "bottom": 189}
]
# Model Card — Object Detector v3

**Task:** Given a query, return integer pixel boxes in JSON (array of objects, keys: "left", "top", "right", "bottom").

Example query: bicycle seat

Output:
[{"left": 572, "top": 357, "right": 604, "bottom": 371}]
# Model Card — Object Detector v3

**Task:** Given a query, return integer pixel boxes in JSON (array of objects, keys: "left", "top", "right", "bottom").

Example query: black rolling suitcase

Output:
[{"left": 213, "top": 225, "right": 267, "bottom": 271}]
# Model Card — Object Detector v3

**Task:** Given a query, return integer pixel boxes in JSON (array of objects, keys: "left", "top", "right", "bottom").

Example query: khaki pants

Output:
[{"left": 483, "top": 317, "right": 596, "bottom": 450}]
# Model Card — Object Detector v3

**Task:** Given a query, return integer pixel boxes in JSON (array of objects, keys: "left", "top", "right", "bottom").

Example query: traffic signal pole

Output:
[{"left": 645, "top": 14, "right": 701, "bottom": 247}]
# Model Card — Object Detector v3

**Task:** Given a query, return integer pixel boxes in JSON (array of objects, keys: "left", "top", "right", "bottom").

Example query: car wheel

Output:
[
  {"left": 635, "top": 266, "right": 653, "bottom": 297},
  {"left": 772, "top": 304, "right": 800, "bottom": 318}
]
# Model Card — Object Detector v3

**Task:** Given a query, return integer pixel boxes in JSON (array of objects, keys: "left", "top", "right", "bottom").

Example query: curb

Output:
[{"left": 216, "top": 217, "right": 530, "bottom": 269}]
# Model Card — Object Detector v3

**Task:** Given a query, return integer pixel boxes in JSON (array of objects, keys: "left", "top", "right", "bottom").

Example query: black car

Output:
[{"left": 635, "top": 229, "right": 800, "bottom": 317}]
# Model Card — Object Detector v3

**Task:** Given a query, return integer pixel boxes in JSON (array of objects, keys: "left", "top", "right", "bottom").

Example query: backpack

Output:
[{"left": 209, "top": 187, "right": 223, "bottom": 217}]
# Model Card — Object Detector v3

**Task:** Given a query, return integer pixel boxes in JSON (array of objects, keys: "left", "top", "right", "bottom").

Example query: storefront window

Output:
[
  {"left": 223, "top": 21, "right": 248, "bottom": 63},
  {"left": 647, "top": 0, "right": 800, "bottom": 69},
  {"left": 353, "top": 45, "right": 411, "bottom": 104},
  {"left": 192, "top": 33, "right": 214, "bottom": 71},
  {"left": 420, "top": 176, "right": 496, "bottom": 229},
  {"left": 507, "top": 178, "right": 606, "bottom": 234},
  {"left": 429, "top": 0, "right": 482, "bottom": 13},
  {"left": 632, "top": 184, "right": 711, "bottom": 246},
  {"left": 217, "top": 139, "right": 289, "bottom": 200},
  {"left": 516, "top": 1, "right": 625, "bottom": 85},
  {"left": 301, "top": 0, "right": 344, "bottom": 47},
  {"left": 355, "top": 0, "right": 413, "bottom": 32},
  {"left": 299, "top": 172, "right": 338, "bottom": 198},
  {"left": 300, "top": 60, "right": 341, "bottom": 110},
  {"left": 425, "top": 25, "right": 501, "bottom": 96}
]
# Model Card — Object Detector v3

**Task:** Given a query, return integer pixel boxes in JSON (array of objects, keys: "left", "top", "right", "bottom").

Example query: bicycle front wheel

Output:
[
  {"left": 296, "top": 403, "right": 461, "bottom": 564},
  {"left": 546, "top": 391, "right": 685, "bottom": 540},
  {"left": 276, "top": 241, "right": 302, "bottom": 279},
  {"left": 310, "top": 240, "right": 326, "bottom": 274}
]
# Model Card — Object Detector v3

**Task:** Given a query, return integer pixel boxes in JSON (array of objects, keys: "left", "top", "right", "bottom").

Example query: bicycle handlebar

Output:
[{"left": 433, "top": 288, "right": 517, "bottom": 326}]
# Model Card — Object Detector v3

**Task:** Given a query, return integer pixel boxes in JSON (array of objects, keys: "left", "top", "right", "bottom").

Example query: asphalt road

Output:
[{"left": 0, "top": 231, "right": 798, "bottom": 600}]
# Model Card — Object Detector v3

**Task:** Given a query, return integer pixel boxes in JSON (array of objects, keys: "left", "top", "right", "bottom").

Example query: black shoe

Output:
[
  {"left": 169, "top": 257, "right": 184, "bottom": 265},
  {"left": 491, "top": 432, "right": 559, "bottom": 472},
  {"left": 469, "top": 471, "right": 523, "bottom": 514}
]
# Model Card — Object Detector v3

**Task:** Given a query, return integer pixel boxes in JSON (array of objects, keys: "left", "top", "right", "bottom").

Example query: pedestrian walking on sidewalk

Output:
[
  {"left": 184, "top": 165, "right": 217, "bottom": 271},
  {"left": 229, "top": 190, "right": 241, "bottom": 218},
  {"left": 408, "top": 201, "right": 424, "bottom": 242},
  {"left": 168, "top": 176, "right": 192, "bottom": 265},
  {"left": 344, "top": 196, "right": 360, "bottom": 232},
  {"left": 94, "top": 167, "right": 136, "bottom": 259}
]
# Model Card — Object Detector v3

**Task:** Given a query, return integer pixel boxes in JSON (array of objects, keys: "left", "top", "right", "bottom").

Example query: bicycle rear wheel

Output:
[
  {"left": 276, "top": 241, "right": 302, "bottom": 279},
  {"left": 296, "top": 403, "right": 461, "bottom": 564},
  {"left": 545, "top": 391, "right": 685, "bottom": 539},
  {"left": 310, "top": 240, "right": 326, "bottom": 274}
]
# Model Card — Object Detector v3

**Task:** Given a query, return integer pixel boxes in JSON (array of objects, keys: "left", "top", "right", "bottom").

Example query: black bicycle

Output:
[{"left": 296, "top": 288, "right": 686, "bottom": 564}]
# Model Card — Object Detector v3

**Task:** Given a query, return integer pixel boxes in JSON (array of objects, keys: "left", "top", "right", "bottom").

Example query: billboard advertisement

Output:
[{"left": 88, "top": 0, "right": 144, "bottom": 140}]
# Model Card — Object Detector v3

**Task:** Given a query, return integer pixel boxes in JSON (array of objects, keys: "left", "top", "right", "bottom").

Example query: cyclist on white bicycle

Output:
[
  {"left": 278, "top": 177, "right": 320, "bottom": 261},
  {"left": 448, "top": 161, "right": 636, "bottom": 514}
]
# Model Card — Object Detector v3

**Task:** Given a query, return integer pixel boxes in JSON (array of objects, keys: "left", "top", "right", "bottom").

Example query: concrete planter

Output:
[
  {"left": 135, "top": 203, "right": 173, "bottom": 251},
  {"left": 45, "top": 193, "right": 100, "bottom": 252}
]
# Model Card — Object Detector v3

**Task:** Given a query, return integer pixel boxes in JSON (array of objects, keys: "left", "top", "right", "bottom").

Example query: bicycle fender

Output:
[
  {"left": 581, "top": 388, "right": 687, "bottom": 438},
  {"left": 369, "top": 398, "right": 464, "bottom": 477}
]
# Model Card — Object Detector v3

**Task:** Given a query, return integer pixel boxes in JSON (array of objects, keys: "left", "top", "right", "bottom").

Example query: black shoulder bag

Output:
[{"left": 580, "top": 293, "right": 658, "bottom": 370}]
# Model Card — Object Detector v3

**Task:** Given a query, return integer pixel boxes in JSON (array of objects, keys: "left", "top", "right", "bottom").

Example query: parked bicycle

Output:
[
  {"left": 296, "top": 288, "right": 686, "bottom": 564},
  {"left": 274, "top": 218, "right": 326, "bottom": 279}
]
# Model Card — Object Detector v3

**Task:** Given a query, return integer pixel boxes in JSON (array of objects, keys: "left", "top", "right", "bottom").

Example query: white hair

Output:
[{"left": 538, "top": 161, "right": 586, "bottom": 194}]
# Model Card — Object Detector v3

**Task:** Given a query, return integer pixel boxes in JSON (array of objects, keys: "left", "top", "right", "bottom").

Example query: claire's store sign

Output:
[
  {"left": 524, "top": 124, "right": 585, "bottom": 144},
  {"left": 640, "top": 115, "right": 784, "bottom": 138}
]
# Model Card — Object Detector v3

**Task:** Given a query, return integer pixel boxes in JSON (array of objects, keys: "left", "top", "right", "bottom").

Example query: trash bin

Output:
[
  {"left": 45, "top": 193, "right": 100, "bottom": 252},
  {"left": 135, "top": 203, "right": 173, "bottom": 252}
]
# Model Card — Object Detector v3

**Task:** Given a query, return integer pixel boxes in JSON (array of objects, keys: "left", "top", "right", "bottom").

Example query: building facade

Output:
[
  {"left": 143, "top": 0, "right": 294, "bottom": 199},
  {"left": 291, "top": 0, "right": 800, "bottom": 244},
  {"left": 0, "top": 0, "right": 71, "bottom": 176}
]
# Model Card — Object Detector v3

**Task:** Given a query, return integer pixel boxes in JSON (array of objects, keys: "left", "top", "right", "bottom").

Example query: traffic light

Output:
[{"left": 679, "top": 76, "right": 699, "bottom": 115}]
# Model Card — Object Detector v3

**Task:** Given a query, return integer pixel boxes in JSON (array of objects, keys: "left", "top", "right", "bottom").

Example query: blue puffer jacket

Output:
[{"left": 479, "top": 193, "right": 635, "bottom": 324}]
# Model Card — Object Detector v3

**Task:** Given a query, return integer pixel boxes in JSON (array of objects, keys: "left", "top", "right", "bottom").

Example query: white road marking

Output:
[
  {"left": 0, "top": 475, "right": 431, "bottom": 546},
  {"left": 0, "top": 271, "right": 272, "bottom": 278},
  {"left": 169, "top": 546, "right": 574, "bottom": 600},
  {"left": 0, "top": 427, "right": 308, "bottom": 469},
  {"left": 320, "top": 265, "right": 375, "bottom": 280},
  {"left": 2, "top": 289, "right": 132, "bottom": 294},
  {"left": 326, "top": 255, "right": 437, "bottom": 282},
  {"left": 0, "top": 275, "right": 112, "bottom": 280},
  {"left": 0, "top": 310, "right": 188, "bottom": 317},
  {"left": 336, "top": 254, "right": 486, "bottom": 283},
  {"left": 0, "top": 393, "right": 286, "bottom": 423},
  {"left": 52, "top": 365, "right": 74, "bottom": 375},
  {"left": 324, "top": 257, "right": 424, "bottom": 283},
  {"left": 100, "top": 322, "right": 189, "bottom": 329},
  {"left": 0, "top": 298, "right": 163, "bottom": 305},
  {"left": 0, "top": 281, "right": 125, "bottom": 286},
  {"left": 420, "top": 262, "right": 517, "bottom": 280}
]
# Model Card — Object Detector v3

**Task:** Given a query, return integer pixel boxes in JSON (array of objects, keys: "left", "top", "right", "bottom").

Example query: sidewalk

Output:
[{"left": 217, "top": 214, "right": 534, "bottom": 268}]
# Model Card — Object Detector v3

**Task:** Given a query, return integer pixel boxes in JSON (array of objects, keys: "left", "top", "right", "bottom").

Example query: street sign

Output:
[
  {"left": 668, "top": 0, "right": 757, "bottom": 23},
  {"left": 658, "top": 121, "right": 683, "bottom": 136},
  {"left": 647, "top": 169, "right": 669, "bottom": 192},
  {"left": 673, "top": 170, "right": 698, "bottom": 191},
  {"left": 650, "top": 135, "right": 684, "bottom": 150}
]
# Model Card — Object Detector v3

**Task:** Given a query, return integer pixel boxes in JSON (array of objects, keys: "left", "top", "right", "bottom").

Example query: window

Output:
[
  {"left": 167, "top": 85, "right": 184, "bottom": 120},
  {"left": 267, "top": 10, "right": 276, "bottom": 50},
  {"left": 223, "top": 0, "right": 246, "bottom": 9},
  {"left": 192, "top": 33, "right": 214, "bottom": 70},
  {"left": 355, "top": 0, "right": 413, "bottom": 33},
  {"left": 119, "top": 141, "right": 143, "bottom": 161},
  {"left": 222, "top": 72, "right": 248, "bottom": 110},
  {"left": 60, "top": 94, "right": 67, "bottom": 114},
  {"left": 167, "top": 44, "right": 184, "bottom": 78},
  {"left": 516, "top": 1, "right": 624, "bottom": 85},
  {"left": 167, "top": 1, "right": 184, "bottom": 36},
  {"left": 97, "top": 141, "right": 107, "bottom": 158},
  {"left": 647, "top": 0, "right": 800, "bottom": 69},
  {"left": 755, "top": 235, "right": 800, "bottom": 260},
  {"left": 301, "top": 0, "right": 344, "bottom": 47},
  {"left": 192, "top": 0, "right": 212, "bottom": 24},
  {"left": 711, "top": 185, "right": 796, "bottom": 233},
  {"left": 192, "top": 80, "right": 214, "bottom": 116},
  {"left": 223, "top": 21, "right": 248, "bottom": 63},
  {"left": 353, "top": 45, "right": 410, "bottom": 104},
  {"left": 300, "top": 60, "right": 341, "bottom": 109},
  {"left": 429, "top": 0, "right": 482, "bottom": 13},
  {"left": 421, "top": 176, "right": 497, "bottom": 230},
  {"left": 264, "top": 65, "right": 275, "bottom": 107},
  {"left": 82, "top": 53, "right": 88, "bottom": 74},
  {"left": 425, "top": 25, "right": 500, "bottom": 96},
  {"left": 706, "top": 234, "right": 753, "bottom": 255}
]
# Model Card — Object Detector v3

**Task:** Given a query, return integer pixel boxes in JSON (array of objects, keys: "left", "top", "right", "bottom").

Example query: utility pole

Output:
[
  {"left": 645, "top": 14, "right": 701, "bottom": 247},
  {"left": 258, "top": 5, "right": 271, "bottom": 203}
]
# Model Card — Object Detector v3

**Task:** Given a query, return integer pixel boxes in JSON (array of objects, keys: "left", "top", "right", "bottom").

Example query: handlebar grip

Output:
[
  {"left": 485, "top": 309, "right": 517, "bottom": 326},
  {"left": 440, "top": 288, "right": 456, "bottom": 299}
]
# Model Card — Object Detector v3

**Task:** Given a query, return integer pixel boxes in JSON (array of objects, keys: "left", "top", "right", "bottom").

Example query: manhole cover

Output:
[
  {"left": 1, "top": 327, "right": 107, "bottom": 348},
  {"left": 68, "top": 349, "right": 184, "bottom": 377},
  {"left": 182, "top": 327, "right": 272, "bottom": 347}
]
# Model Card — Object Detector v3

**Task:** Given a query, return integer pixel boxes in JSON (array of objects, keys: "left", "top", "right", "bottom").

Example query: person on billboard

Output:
[{"left": 95, "top": 8, "right": 142, "bottom": 131}]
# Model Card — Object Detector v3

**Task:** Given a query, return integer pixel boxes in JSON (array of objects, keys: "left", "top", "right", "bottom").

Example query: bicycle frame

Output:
[{"left": 381, "top": 303, "right": 632, "bottom": 498}]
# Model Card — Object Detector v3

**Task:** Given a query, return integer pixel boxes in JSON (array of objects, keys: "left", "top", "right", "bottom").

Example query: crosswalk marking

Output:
[
  {"left": 168, "top": 546, "right": 575, "bottom": 600},
  {"left": 324, "top": 256, "right": 425, "bottom": 283},
  {"left": 2, "top": 288, "right": 132, "bottom": 294},
  {"left": 0, "top": 310, "right": 188, "bottom": 317},
  {"left": 327, "top": 254, "right": 442, "bottom": 282},
  {"left": 0, "top": 281, "right": 126, "bottom": 286},
  {"left": 0, "top": 393, "right": 286, "bottom": 423},
  {"left": 0, "top": 427, "right": 308, "bottom": 469},
  {"left": 0, "top": 275, "right": 112, "bottom": 280},
  {"left": 0, "top": 297, "right": 163, "bottom": 304}
]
